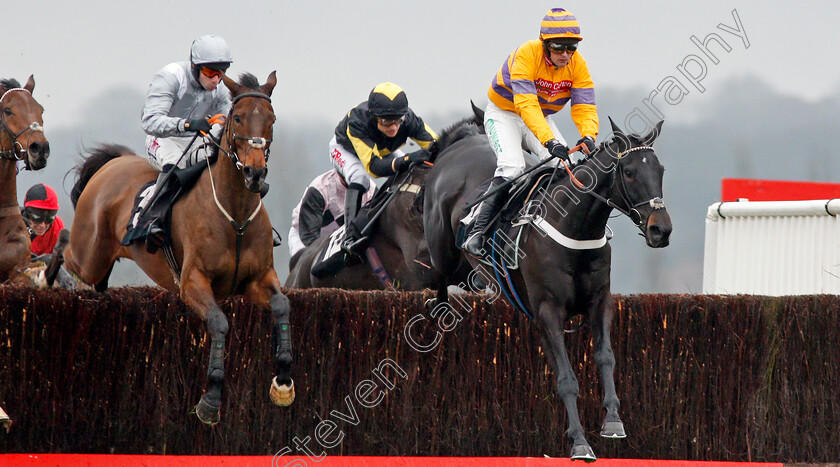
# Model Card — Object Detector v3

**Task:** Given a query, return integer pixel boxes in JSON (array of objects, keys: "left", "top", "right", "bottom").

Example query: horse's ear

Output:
[
  {"left": 222, "top": 74, "right": 241, "bottom": 97},
  {"left": 470, "top": 100, "right": 484, "bottom": 123},
  {"left": 642, "top": 120, "right": 664, "bottom": 146},
  {"left": 261, "top": 71, "right": 277, "bottom": 97},
  {"left": 24, "top": 75, "right": 35, "bottom": 93},
  {"left": 608, "top": 116, "right": 623, "bottom": 136}
]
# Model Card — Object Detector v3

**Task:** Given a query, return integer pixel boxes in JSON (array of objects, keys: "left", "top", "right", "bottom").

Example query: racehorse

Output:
[
  {"left": 63, "top": 72, "right": 295, "bottom": 425},
  {"left": 285, "top": 117, "right": 481, "bottom": 290},
  {"left": 0, "top": 76, "right": 50, "bottom": 285},
  {"left": 423, "top": 118, "right": 672, "bottom": 461}
]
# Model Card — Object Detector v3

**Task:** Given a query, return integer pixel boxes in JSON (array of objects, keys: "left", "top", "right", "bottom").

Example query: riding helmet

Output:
[
  {"left": 539, "top": 8, "right": 582, "bottom": 42},
  {"left": 24, "top": 183, "right": 60, "bottom": 210},
  {"left": 368, "top": 82, "right": 409, "bottom": 118},
  {"left": 190, "top": 35, "right": 233, "bottom": 70}
]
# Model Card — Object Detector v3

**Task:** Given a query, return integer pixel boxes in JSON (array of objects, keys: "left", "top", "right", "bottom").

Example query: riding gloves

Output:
[
  {"left": 544, "top": 139, "right": 570, "bottom": 163},
  {"left": 393, "top": 149, "right": 431, "bottom": 172},
  {"left": 576, "top": 136, "right": 597, "bottom": 155},
  {"left": 186, "top": 117, "right": 212, "bottom": 134}
]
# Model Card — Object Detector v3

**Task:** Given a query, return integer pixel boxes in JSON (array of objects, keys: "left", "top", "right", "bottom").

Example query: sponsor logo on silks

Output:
[
  {"left": 486, "top": 119, "right": 503, "bottom": 154},
  {"left": 147, "top": 139, "right": 161, "bottom": 159},
  {"left": 535, "top": 78, "right": 572, "bottom": 97},
  {"left": 331, "top": 148, "right": 345, "bottom": 168}
]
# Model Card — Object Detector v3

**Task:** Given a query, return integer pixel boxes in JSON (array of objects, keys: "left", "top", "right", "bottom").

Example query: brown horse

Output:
[
  {"left": 63, "top": 72, "right": 295, "bottom": 424},
  {"left": 0, "top": 76, "right": 50, "bottom": 285}
]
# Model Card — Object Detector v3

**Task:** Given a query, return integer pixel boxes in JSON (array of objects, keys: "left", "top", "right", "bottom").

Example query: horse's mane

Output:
[
  {"left": 430, "top": 116, "right": 481, "bottom": 163},
  {"left": 0, "top": 78, "right": 22, "bottom": 91},
  {"left": 236, "top": 73, "right": 260, "bottom": 91}
]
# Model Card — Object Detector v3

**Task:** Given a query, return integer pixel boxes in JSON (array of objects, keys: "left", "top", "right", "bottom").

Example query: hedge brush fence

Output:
[{"left": 0, "top": 285, "right": 837, "bottom": 462}]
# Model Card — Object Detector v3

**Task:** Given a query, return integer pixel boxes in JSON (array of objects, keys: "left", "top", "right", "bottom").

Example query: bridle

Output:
[
  {"left": 0, "top": 87, "right": 44, "bottom": 168},
  {"left": 212, "top": 92, "right": 273, "bottom": 171},
  {"left": 562, "top": 143, "right": 666, "bottom": 230}
]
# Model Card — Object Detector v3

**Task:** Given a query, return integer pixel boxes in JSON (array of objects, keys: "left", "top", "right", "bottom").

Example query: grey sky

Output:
[{"left": 5, "top": 1, "right": 840, "bottom": 130}]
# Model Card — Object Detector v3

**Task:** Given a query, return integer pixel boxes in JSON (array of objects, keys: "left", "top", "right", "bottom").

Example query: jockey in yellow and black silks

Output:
[{"left": 329, "top": 82, "right": 438, "bottom": 255}]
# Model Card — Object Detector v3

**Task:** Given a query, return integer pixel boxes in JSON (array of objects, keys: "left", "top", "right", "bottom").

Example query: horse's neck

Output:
[
  {"left": 0, "top": 160, "right": 18, "bottom": 208},
  {"left": 543, "top": 151, "right": 615, "bottom": 238}
]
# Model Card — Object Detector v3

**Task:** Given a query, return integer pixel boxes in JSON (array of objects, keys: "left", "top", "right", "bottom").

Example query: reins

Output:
[
  {"left": 557, "top": 144, "right": 664, "bottom": 231},
  {"left": 0, "top": 88, "right": 44, "bottom": 168}
]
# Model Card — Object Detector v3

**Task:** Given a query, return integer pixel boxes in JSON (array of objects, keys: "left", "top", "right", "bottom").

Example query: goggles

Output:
[
  {"left": 200, "top": 66, "right": 225, "bottom": 79},
  {"left": 547, "top": 41, "right": 578, "bottom": 53},
  {"left": 27, "top": 212, "right": 56, "bottom": 225},
  {"left": 377, "top": 115, "right": 406, "bottom": 127}
]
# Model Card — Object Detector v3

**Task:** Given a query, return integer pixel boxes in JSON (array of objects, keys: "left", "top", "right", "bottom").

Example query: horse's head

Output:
[
  {"left": 0, "top": 76, "right": 49, "bottom": 170},
  {"left": 603, "top": 118, "right": 672, "bottom": 248},
  {"left": 220, "top": 71, "right": 277, "bottom": 193}
]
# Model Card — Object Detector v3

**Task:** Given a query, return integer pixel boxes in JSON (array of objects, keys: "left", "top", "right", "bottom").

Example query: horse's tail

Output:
[{"left": 70, "top": 144, "right": 135, "bottom": 208}]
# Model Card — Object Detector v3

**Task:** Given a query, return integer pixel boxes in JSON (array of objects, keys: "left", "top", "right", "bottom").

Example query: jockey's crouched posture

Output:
[
  {"left": 463, "top": 7, "right": 600, "bottom": 256},
  {"left": 288, "top": 169, "right": 376, "bottom": 259},
  {"left": 329, "top": 82, "right": 438, "bottom": 257},
  {"left": 122, "top": 34, "right": 233, "bottom": 252}
]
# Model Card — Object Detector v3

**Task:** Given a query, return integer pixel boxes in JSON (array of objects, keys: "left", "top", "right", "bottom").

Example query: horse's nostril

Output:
[{"left": 28, "top": 141, "right": 49, "bottom": 158}]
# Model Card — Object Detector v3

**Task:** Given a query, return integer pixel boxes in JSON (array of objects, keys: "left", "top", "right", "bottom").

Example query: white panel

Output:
[{"left": 703, "top": 200, "right": 840, "bottom": 295}]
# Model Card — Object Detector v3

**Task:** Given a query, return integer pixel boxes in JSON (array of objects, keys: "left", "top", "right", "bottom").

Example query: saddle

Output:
[{"left": 457, "top": 166, "right": 569, "bottom": 269}]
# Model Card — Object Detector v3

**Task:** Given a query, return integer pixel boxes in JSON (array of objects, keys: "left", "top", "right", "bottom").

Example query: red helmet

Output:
[{"left": 24, "top": 183, "right": 60, "bottom": 210}]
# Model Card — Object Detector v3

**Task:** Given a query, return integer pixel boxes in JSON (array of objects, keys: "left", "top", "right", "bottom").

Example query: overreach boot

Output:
[{"left": 463, "top": 176, "right": 508, "bottom": 256}]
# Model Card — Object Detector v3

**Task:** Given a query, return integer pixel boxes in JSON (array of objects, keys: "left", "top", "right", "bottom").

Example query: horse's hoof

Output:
[
  {"left": 601, "top": 420, "right": 626, "bottom": 438},
  {"left": 0, "top": 407, "right": 11, "bottom": 433},
  {"left": 570, "top": 443, "right": 596, "bottom": 462},
  {"left": 270, "top": 377, "right": 295, "bottom": 406},
  {"left": 194, "top": 395, "right": 221, "bottom": 425}
]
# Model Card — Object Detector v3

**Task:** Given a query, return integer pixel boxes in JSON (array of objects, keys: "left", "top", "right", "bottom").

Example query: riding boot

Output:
[
  {"left": 340, "top": 183, "right": 367, "bottom": 255},
  {"left": 463, "top": 176, "right": 508, "bottom": 256}
]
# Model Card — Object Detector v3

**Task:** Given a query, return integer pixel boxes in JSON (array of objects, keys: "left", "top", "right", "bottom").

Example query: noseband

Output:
[
  {"left": 0, "top": 88, "right": 44, "bottom": 168},
  {"left": 216, "top": 92, "right": 273, "bottom": 170}
]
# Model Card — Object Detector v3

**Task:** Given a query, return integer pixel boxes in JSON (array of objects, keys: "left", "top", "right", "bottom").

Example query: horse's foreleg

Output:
[
  {"left": 181, "top": 271, "right": 228, "bottom": 425},
  {"left": 245, "top": 272, "right": 295, "bottom": 407},
  {"left": 269, "top": 292, "right": 295, "bottom": 406},
  {"left": 44, "top": 229, "right": 69, "bottom": 287},
  {"left": 537, "top": 302, "right": 596, "bottom": 462},
  {"left": 591, "top": 295, "right": 625, "bottom": 439}
]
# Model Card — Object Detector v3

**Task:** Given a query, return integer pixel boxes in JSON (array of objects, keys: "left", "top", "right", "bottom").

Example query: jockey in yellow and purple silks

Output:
[{"left": 464, "top": 7, "right": 600, "bottom": 256}]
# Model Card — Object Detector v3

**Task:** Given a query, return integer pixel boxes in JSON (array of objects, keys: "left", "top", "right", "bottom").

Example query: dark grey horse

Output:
[
  {"left": 423, "top": 118, "right": 672, "bottom": 461},
  {"left": 285, "top": 117, "right": 480, "bottom": 291}
]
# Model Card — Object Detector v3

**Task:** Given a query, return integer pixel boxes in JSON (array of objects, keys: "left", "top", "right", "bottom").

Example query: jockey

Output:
[
  {"left": 125, "top": 34, "right": 233, "bottom": 250},
  {"left": 330, "top": 82, "right": 438, "bottom": 255},
  {"left": 288, "top": 169, "right": 376, "bottom": 257},
  {"left": 463, "top": 8, "right": 600, "bottom": 256},
  {"left": 21, "top": 183, "right": 65, "bottom": 256}
]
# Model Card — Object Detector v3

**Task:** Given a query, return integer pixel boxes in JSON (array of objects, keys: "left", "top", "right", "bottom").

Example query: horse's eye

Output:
[
  {"left": 2, "top": 108, "right": 11, "bottom": 116},
  {"left": 624, "top": 169, "right": 633, "bottom": 178},
  {"left": 233, "top": 115, "right": 242, "bottom": 124}
]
